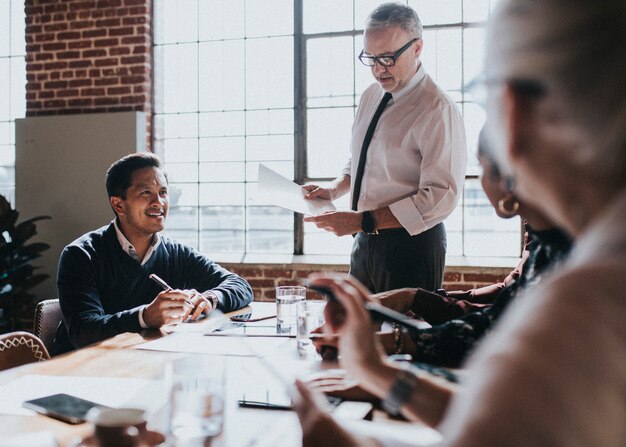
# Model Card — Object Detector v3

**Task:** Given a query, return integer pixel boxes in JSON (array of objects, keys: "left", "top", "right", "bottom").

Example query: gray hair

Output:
[
  {"left": 366, "top": 2, "right": 422, "bottom": 39},
  {"left": 485, "top": 0, "right": 626, "bottom": 189}
]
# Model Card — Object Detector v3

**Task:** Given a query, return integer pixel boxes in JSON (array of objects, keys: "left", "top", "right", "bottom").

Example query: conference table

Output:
[{"left": 0, "top": 302, "right": 444, "bottom": 447}]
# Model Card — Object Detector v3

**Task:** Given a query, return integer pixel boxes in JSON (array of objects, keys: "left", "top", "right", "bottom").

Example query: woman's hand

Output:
[{"left": 308, "top": 273, "right": 387, "bottom": 382}]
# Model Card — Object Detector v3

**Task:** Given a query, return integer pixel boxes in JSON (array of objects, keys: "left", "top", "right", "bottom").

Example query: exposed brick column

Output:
[
  {"left": 221, "top": 264, "right": 512, "bottom": 302},
  {"left": 24, "top": 0, "right": 152, "bottom": 146}
]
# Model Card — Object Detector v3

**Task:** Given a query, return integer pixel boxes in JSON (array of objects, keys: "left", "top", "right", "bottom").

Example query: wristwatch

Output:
[
  {"left": 202, "top": 291, "right": 219, "bottom": 310},
  {"left": 361, "top": 210, "right": 378, "bottom": 234},
  {"left": 381, "top": 368, "right": 418, "bottom": 416}
]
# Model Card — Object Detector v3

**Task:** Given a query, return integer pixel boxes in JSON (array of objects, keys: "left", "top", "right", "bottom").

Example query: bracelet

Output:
[
  {"left": 381, "top": 368, "right": 418, "bottom": 416},
  {"left": 392, "top": 323, "right": 404, "bottom": 355}
]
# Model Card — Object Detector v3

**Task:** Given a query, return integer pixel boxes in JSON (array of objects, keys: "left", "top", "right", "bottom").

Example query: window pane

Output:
[
  {"left": 246, "top": 108, "right": 293, "bottom": 136},
  {"left": 10, "top": 57, "right": 25, "bottom": 119},
  {"left": 199, "top": 111, "right": 245, "bottom": 137},
  {"left": 354, "top": 0, "right": 386, "bottom": 29},
  {"left": 170, "top": 183, "right": 199, "bottom": 207},
  {"left": 163, "top": 138, "right": 198, "bottom": 163},
  {"left": 200, "top": 137, "right": 245, "bottom": 162},
  {"left": 307, "top": 107, "right": 353, "bottom": 178},
  {"left": 201, "top": 206, "right": 245, "bottom": 253},
  {"left": 445, "top": 205, "right": 463, "bottom": 257},
  {"left": 199, "top": 0, "right": 245, "bottom": 41},
  {"left": 420, "top": 29, "right": 462, "bottom": 93},
  {"left": 199, "top": 40, "right": 245, "bottom": 112},
  {"left": 307, "top": 37, "right": 356, "bottom": 108},
  {"left": 162, "top": 44, "right": 199, "bottom": 113},
  {"left": 245, "top": 0, "right": 293, "bottom": 38},
  {"left": 0, "top": 60, "right": 9, "bottom": 121},
  {"left": 167, "top": 162, "right": 198, "bottom": 183},
  {"left": 245, "top": 37, "right": 293, "bottom": 109},
  {"left": 410, "top": 0, "right": 462, "bottom": 25},
  {"left": 10, "top": 0, "right": 24, "bottom": 56},
  {"left": 464, "top": 0, "right": 492, "bottom": 23},
  {"left": 463, "top": 179, "right": 521, "bottom": 257},
  {"left": 247, "top": 206, "right": 292, "bottom": 253},
  {"left": 462, "top": 102, "right": 486, "bottom": 175},
  {"left": 0, "top": 2, "right": 10, "bottom": 57},
  {"left": 165, "top": 206, "right": 199, "bottom": 249},
  {"left": 303, "top": 0, "right": 353, "bottom": 34},
  {"left": 247, "top": 134, "right": 293, "bottom": 162},
  {"left": 199, "top": 162, "right": 245, "bottom": 183}
]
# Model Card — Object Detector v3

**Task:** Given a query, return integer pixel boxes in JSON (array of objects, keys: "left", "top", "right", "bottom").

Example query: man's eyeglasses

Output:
[{"left": 358, "top": 38, "right": 419, "bottom": 67}]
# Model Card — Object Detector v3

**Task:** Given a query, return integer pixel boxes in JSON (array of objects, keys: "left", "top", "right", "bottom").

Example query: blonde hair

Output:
[{"left": 485, "top": 0, "right": 626, "bottom": 189}]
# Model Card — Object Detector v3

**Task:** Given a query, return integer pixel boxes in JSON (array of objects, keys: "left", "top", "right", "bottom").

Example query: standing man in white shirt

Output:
[{"left": 304, "top": 2, "right": 467, "bottom": 293}]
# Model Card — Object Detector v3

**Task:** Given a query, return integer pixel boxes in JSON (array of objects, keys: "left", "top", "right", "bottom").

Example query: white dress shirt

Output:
[
  {"left": 441, "top": 192, "right": 626, "bottom": 446},
  {"left": 342, "top": 64, "right": 467, "bottom": 235},
  {"left": 113, "top": 219, "right": 161, "bottom": 328}
]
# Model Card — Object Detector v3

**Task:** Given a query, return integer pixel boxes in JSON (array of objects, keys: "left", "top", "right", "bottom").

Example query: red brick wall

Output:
[
  {"left": 24, "top": 0, "right": 152, "bottom": 144},
  {"left": 222, "top": 263, "right": 512, "bottom": 301}
]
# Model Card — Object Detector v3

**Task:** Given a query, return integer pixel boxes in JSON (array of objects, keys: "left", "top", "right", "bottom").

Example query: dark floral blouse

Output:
[{"left": 407, "top": 226, "right": 572, "bottom": 368}]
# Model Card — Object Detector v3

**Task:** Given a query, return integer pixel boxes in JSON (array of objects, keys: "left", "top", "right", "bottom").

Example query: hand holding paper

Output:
[{"left": 258, "top": 164, "right": 336, "bottom": 216}]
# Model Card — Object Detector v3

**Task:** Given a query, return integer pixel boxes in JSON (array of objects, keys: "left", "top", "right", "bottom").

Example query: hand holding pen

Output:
[{"left": 142, "top": 274, "right": 199, "bottom": 328}]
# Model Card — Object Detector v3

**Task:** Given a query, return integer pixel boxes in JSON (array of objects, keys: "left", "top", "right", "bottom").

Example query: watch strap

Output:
[
  {"left": 361, "top": 210, "right": 378, "bottom": 234},
  {"left": 381, "top": 368, "right": 418, "bottom": 416}
]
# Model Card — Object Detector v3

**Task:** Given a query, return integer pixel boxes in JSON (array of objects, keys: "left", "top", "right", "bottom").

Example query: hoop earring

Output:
[{"left": 498, "top": 198, "right": 520, "bottom": 217}]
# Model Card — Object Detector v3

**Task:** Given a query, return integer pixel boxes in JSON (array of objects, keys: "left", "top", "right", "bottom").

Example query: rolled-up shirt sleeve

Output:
[{"left": 389, "top": 102, "right": 467, "bottom": 235}]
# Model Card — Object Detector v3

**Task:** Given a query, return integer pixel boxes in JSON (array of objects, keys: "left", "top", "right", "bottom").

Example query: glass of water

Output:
[
  {"left": 165, "top": 356, "right": 225, "bottom": 446},
  {"left": 296, "top": 300, "right": 326, "bottom": 355},
  {"left": 275, "top": 286, "right": 306, "bottom": 334}
]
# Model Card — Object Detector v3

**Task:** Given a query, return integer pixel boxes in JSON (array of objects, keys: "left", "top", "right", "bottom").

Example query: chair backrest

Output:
[
  {"left": 33, "top": 299, "right": 62, "bottom": 354},
  {"left": 0, "top": 331, "right": 50, "bottom": 372}
]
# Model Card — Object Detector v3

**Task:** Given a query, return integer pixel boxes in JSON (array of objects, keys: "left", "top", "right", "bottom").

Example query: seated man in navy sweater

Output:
[{"left": 50, "top": 153, "right": 253, "bottom": 355}]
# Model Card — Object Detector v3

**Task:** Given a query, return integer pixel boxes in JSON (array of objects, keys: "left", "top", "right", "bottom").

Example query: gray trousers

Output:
[{"left": 349, "top": 223, "right": 446, "bottom": 294}]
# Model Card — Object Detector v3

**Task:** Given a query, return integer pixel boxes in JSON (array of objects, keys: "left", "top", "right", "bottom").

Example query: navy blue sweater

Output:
[{"left": 51, "top": 223, "right": 253, "bottom": 355}]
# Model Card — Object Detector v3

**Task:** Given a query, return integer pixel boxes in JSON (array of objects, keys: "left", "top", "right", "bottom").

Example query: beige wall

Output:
[{"left": 15, "top": 111, "right": 146, "bottom": 299}]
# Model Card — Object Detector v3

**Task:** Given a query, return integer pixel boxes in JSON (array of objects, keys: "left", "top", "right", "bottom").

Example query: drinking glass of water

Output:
[
  {"left": 165, "top": 356, "right": 225, "bottom": 446},
  {"left": 275, "top": 286, "right": 306, "bottom": 334},
  {"left": 296, "top": 300, "right": 326, "bottom": 356}
]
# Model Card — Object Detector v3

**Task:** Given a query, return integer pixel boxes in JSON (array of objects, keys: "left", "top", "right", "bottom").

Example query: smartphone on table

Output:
[
  {"left": 230, "top": 312, "right": 276, "bottom": 322},
  {"left": 22, "top": 393, "right": 110, "bottom": 424}
]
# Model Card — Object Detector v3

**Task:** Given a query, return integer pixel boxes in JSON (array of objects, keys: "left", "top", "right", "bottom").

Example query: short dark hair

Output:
[{"left": 105, "top": 152, "right": 167, "bottom": 199}]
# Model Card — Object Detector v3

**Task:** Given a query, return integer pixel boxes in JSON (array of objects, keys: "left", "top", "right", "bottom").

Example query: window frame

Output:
[{"left": 153, "top": 0, "right": 525, "bottom": 260}]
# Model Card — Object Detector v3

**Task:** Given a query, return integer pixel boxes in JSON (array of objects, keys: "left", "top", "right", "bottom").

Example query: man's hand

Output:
[
  {"left": 304, "top": 211, "right": 362, "bottom": 237},
  {"left": 143, "top": 289, "right": 215, "bottom": 328},
  {"left": 302, "top": 184, "right": 335, "bottom": 200},
  {"left": 142, "top": 290, "right": 194, "bottom": 328}
]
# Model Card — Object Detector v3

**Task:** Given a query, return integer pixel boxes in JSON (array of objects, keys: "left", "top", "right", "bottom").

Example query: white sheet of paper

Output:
[
  {"left": 135, "top": 332, "right": 290, "bottom": 357},
  {"left": 340, "top": 419, "right": 444, "bottom": 447},
  {"left": 0, "top": 375, "right": 167, "bottom": 416},
  {"left": 257, "top": 163, "right": 336, "bottom": 216},
  {"left": 0, "top": 431, "right": 57, "bottom": 447}
]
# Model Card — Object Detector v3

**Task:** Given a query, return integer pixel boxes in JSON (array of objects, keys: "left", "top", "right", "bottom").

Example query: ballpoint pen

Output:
[{"left": 149, "top": 273, "right": 194, "bottom": 306}]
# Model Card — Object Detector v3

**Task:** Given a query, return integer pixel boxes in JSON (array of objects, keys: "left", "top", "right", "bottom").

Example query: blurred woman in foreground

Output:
[{"left": 293, "top": 0, "right": 626, "bottom": 445}]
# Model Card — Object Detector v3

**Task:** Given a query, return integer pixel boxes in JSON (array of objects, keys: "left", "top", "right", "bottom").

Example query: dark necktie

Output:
[{"left": 351, "top": 92, "right": 393, "bottom": 211}]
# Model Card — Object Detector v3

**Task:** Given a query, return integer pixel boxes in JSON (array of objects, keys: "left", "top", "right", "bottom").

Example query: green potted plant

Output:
[{"left": 0, "top": 195, "right": 50, "bottom": 333}]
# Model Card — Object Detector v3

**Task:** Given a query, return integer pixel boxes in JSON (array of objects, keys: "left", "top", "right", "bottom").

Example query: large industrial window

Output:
[
  {"left": 154, "top": 0, "right": 521, "bottom": 261},
  {"left": 0, "top": 0, "right": 25, "bottom": 203}
]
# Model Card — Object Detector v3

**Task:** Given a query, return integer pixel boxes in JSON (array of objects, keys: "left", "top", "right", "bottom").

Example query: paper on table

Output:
[
  {"left": 258, "top": 163, "right": 336, "bottom": 216},
  {"left": 0, "top": 431, "right": 57, "bottom": 447},
  {"left": 340, "top": 419, "right": 444, "bottom": 447},
  {"left": 0, "top": 375, "right": 167, "bottom": 416},
  {"left": 135, "top": 331, "right": 290, "bottom": 357}
]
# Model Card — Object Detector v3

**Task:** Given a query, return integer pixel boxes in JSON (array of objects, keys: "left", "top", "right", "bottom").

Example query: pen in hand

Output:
[{"left": 149, "top": 273, "right": 194, "bottom": 306}]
